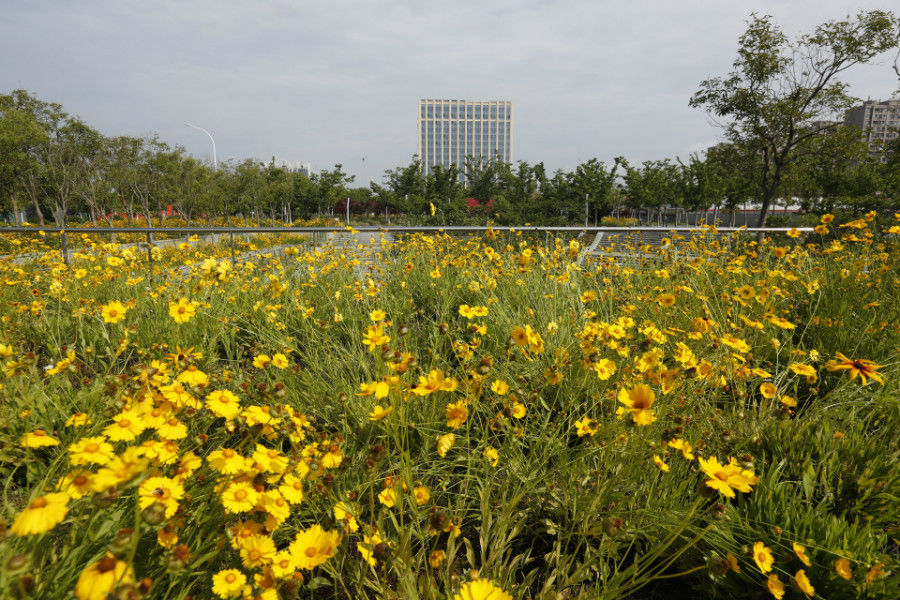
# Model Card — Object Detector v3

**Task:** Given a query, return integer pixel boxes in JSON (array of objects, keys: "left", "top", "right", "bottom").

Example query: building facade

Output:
[
  {"left": 274, "top": 160, "right": 313, "bottom": 177},
  {"left": 844, "top": 98, "right": 900, "bottom": 153},
  {"left": 417, "top": 99, "right": 513, "bottom": 181}
]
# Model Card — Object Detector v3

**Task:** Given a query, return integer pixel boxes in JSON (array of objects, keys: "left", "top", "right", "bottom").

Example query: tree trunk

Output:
[
  {"left": 11, "top": 195, "right": 21, "bottom": 226},
  {"left": 31, "top": 195, "right": 45, "bottom": 226}
]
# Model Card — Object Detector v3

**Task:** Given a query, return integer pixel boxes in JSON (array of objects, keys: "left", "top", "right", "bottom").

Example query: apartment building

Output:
[
  {"left": 844, "top": 98, "right": 900, "bottom": 153},
  {"left": 417, "top": 99, "right": 513, "bottom": 181}
]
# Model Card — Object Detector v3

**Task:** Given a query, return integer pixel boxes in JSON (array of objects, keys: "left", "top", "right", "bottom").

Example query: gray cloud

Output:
[{"left": 2, "top": 0, "right": 896, "bottom": 183}]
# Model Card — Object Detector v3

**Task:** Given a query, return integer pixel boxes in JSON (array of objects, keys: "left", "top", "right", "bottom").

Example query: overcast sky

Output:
[{"left": 2, "top": 1, "right": 898, "bottom": 184}]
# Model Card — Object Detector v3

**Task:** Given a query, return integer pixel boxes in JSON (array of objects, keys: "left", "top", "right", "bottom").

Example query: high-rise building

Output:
[
  {"left": 417, "top": 99, "right": 513, "bottom": 181},
  {"left": 844, "top": 98, "right": 900, "bottom": 153},
  {"left": 274, "top": 160, "right": 313, "bottom": 177}
]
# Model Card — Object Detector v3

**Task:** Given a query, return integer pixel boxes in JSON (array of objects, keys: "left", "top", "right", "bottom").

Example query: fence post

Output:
[
  {"left": 146, "top": 231, "right": 153, "bottom": 281},
  {"left": 61, "top": 230, "right": 69, "bottom": 266}
]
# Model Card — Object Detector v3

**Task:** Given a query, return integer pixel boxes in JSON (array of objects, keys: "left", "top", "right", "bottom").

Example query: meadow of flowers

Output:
[{"left": 0, "top": 214, "right": 898, "bottom": 600}]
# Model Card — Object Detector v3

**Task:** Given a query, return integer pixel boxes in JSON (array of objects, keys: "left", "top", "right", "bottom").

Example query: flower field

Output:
[{"left": 1, "top": 215, "right": 898, "bottom": 600}]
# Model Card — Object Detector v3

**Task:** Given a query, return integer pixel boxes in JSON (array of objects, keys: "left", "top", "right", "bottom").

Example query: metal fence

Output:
[{"left": 0, "top": 225, "right": 814, "bottom": 271}]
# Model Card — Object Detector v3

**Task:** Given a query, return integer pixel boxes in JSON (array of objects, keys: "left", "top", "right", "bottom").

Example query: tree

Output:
[
  {"left": 690, "top": 11, "right": 898, "bottom": 227},
  {"left": 0, "top": 97, "right": 46, "bottom": 224}
]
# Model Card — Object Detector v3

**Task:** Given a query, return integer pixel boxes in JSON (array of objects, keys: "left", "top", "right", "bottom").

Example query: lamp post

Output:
[{"left": 184, "top": 122, "right": 217, "bottom": 171}]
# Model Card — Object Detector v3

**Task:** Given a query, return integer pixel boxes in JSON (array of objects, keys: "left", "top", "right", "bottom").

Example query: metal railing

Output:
[{"left": 0, "top": 225, "right": 814, "bottom": 271}]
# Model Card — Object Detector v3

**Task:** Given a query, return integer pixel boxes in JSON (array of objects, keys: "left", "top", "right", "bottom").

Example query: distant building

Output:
[
  {"left": 844, "top": 98, "right": 900, "bottom": 153},
  {"left": 274, "top": 160, "right": 313, "bottom": 177},
  {"left": 417, "top": 99, "right": 513, "bottom": 182}
]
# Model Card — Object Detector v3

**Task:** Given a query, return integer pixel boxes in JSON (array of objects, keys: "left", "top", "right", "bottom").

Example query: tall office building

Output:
[
  {"left": 844, "top": 98, "right": 900, "bottom": 153},
  {"left": 417, "top": 99, "right": 513, "bottom": 181}
]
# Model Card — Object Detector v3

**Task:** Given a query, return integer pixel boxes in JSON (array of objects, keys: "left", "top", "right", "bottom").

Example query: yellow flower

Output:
[
  {"left": 168, "top": 297, "right": 197, "bottom": 324},
  {"left": 369, "top": 309, "right": 386, "bottom": 322},
  {"left": 667, "top": 438, "right": 695, "bottom": 460},
  {"left": 779, "top": 395, "right": 797, "bottom": 408},
  {"left": 657, "top": 293, "right": 676, "bottom": 307},
  {"left": 753, "top": 541, "right": 774, "bottom": 573},
  {"left": 593, "top": 358, "right": 617, "bottom": 380},
  {"left": 866, "top": 563, "right": 885, "bottom": 582},
  {"left": 413, "top": 484, "right": 431, "bottom": 505},
  {"left": 430, "top": 550, "right": 446, "bottom": 567},
  {"left": 206, "top": 389, "right": 242, "bottom": 420},
  {"left": 834, "top": 557, "right": 852, "bottom": 580},
  {"left": 333, "top": 502, "right": 359, "bottom": 532},
  {"left": 101, "top": 301, "right": 128, "bottom": 324},
  {"left": 253, "top": 444, "right": 289, "bottom": 474},
  {"left": 357, "top": 531, "right": 385, "bottom": 566},
  {"left": 289, "top": 524, "right": 341, "bottom": 570},
  {"left": 75, "top": 555, "right": 135, "bottom": 600},
  {"left": 445, "top": 401, "right": 469, "bottom": 428},
  {"left": 697, "top": 456, "right": 760, "bottom": 499},
  {"left": 794, "top": 569, "right": 814, "bottom": 597},
  {"left": 207, "top": 448, "right": 247, "bottom": 475},
  {"left": 211, "top": 568, "right": 246, "bottom": 599},
  {"left": 358, "top": 380, "right": 390, "bottom": 398},
  {"left": 759, "top": 382, "right": 777, "bottom": 399},
  {"left": 239, "top": 533, "right": 277, "bottom": 569},
  {"left": 57, "top": 470, "right": 95, "bottom": 499},
  {"left": 157, "top": 417, "right": 188, "bottom": 440},
  {"left": 69, "top": 437, "right": 116, "bottom": 466},
  {"left": 378, "top": 486, "right": 399, "bottom": 508},
  {"left": 177, "top": 365, "right": 208, "bottom": 387},
  {"left": 451, "top": 579, "right": 512, "bottom": 600},
  {"left": 413, "top": 369, "right": 458, "bottom": 396},
  {"left": 221, "top": 482, "right": 259, "bottom": 514},
  {"left": 575, "top": 417, "right": 597, "bottom": 437},
  {"left": 369, "top": 404, "right": 393, "bottom": 421},
  {"left": 362, "top": 324, "right": 391, "bottom": 352},
  {"left": 490, "top": 379, "right": 509, "bottom": 395},
  {"left": 65, "top": 412, "right": 91, "bottom": 427},
  {"left": 437, "top": 433, "right": 456, "bottom": 457},
  {"left": 279, "top": 474, "right": 305, "bottom": 505},
  {"left": 271, "top": 550, "right": 296, "bottom": 579},
  {"left": 617, "top": 384, "right": 656, "bottom": 426},
  {"left": 483, "top": 445, "right": 499, "bottom": 467},
  {"left": 104, "top": 409, "right": 146, "bottom": 442},
  {"left": 767, "top": 573, "right": 785, "bottom": 599},
  {"left": 138, "top": 476, "right": 184, "bottom": 519},
  {"left": 653, "top": 455, "right": 669, "bottom": 472},
  {"left": 510, "top": 402, "right": 526, "bottom": 419},
  {"left": 252, "top": 354, "right": 272, "bottom": 369},
  {"left": 11, "top": 492, "right": 69, "bottom": 535},
  {"left": 788, "top": 362, "right": 818, "bottom": 383},
  {"left": 20, "top": 429, "right": 60, "bottom": 448},
  {"left": 824, "top": 352, "right": 884, "bottom": 385},
  {"left": 792, "top": 542, "right": 811, "bottom": 566},
  {"left": 271, "top": 353, "right": 290, "bottom": 369}
]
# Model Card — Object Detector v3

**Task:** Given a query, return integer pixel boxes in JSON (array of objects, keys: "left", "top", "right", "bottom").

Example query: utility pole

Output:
[
  {"left": 584, "top": 194, "right": 589, "bottom": 227},
  {"left": 346, "top": 197, "right": 350, "bottom": 225}
]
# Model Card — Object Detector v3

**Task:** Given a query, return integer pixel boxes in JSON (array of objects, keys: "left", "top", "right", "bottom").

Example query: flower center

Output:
[
  {"left": 234, "top": 490, "right": 248, "bottom": 501},
  {"left": 84, "top": 443, "right": 100, "bottom": 453},
  {"left": 29, "top": 497, "right": 48, "bottom": 509}
]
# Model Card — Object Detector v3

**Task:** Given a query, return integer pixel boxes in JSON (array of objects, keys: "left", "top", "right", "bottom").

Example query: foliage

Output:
[{"left": 0, "top": 215, "right": 898, "bottom": 599}]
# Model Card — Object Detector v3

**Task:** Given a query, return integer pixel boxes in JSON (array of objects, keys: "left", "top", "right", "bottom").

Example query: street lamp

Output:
[{"left": 184, "top": 122, "right": 217, "bottom": 171}]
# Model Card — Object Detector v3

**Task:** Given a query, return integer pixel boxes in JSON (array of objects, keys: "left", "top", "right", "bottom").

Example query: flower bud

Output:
[{"left": 141, "top": 503, "right": 167, "bottom": 525}]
